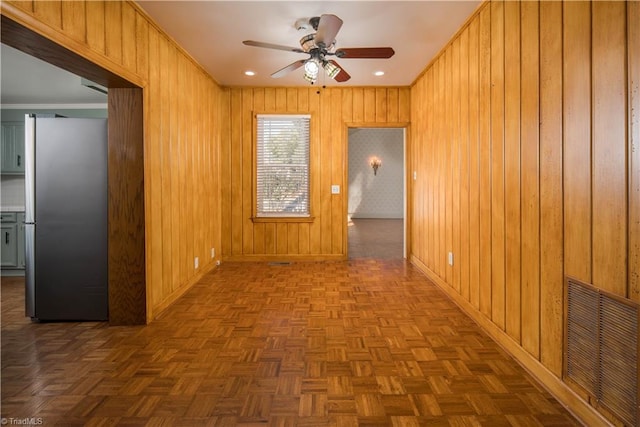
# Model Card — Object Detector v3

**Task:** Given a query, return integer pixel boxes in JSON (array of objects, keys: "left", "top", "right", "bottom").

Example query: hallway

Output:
[
  {"left": 348, "top": 219, "right": 404, "bottom": 260},
  {"left": 1, "top": 261, "right": 579, "bottom": 425}
]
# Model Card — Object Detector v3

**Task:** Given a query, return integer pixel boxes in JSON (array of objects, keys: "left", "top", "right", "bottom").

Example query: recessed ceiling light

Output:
[
  {"left": 374, "top": 71, "right": 385, "bottom": 77},
  {"left": 244, "top": 70, "right": 256, "bottom": 76}
]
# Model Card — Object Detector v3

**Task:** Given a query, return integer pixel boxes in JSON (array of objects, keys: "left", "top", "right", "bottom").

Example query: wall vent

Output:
[{"left": 565, "top": 277, "right": 639, "bottom": 426}]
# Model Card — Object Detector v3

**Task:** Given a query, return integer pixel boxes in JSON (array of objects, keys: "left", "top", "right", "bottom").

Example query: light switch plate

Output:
[{"left": 331, "top": 185, "right": 340, "bottom": 194}]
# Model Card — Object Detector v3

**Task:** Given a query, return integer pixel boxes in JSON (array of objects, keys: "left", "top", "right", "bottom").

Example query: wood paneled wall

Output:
[
  {"left": 410, "top": 0, "right": 639, "bottom": 424},
  {"left": 2, "top": 1, "right": 223, "bottom": 321},
  {"left": 220, "top": 87, "right": 410, "bottom": 260}
]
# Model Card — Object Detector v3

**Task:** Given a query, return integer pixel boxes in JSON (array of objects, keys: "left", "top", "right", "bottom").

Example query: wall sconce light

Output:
[{"left": 370, "top": 156, "right": 382, "bottom": 175}]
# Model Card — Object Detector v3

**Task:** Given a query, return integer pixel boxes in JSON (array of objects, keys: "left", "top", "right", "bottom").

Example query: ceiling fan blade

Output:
[
  {"left": 271, "top": 60, "right": 306, "bottom": 78},
  {"left": 328, "top": 60, "right": 351, "bottom": 82},
  {"left": 335, "top": 47, "right": 395, "bottom": 59},
  {"left": 243, "top": 40, "right": 304, "bottom": 53},
  {"left": 314, "top": 14, "right": 343, "bottom": 48}
]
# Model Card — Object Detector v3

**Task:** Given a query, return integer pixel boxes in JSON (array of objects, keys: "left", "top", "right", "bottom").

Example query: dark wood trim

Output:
[{"left": 108, "top": 88, "right": 146, "bottom": 325}]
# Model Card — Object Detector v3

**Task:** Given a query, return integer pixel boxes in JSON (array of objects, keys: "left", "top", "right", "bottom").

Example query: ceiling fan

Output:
[{"left": 243, "top": 14, "right": 395, "bottom": 84}]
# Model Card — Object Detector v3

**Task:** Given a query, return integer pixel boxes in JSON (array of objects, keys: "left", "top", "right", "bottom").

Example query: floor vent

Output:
[{"left": 565, "top": 277, "right": 639, "bottom": 427}]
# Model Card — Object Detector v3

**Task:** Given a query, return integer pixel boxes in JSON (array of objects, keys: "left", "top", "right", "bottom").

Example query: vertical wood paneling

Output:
[
  {"left": 504, "top": 0, "right": 521, "bottom": 342},
  {"left": 121, "top": 3, "right": 136, "bottom": 71},
  {"left": 630, "top": 0, "right": 640, "bottom": 303},
  {"left": 85, "top": 1, "right": 105, "bottom": 56},
  {"left": 452, "top": 38, "right": 461, "bottom": 294},
  {"left": 352, "top": 89, "right": 364, "bottom": 123},
  {"left": 478, "top": 5, "right": 492, "bottom": 318},
  {"left": 468, "top": 17, "right": 481, "bottom": 311},
  {"left": 490, "top": 0, "right": 506, "bottom": 330},
  {"left": 170, "top": 47, "right": 182, "bottom": 289},
  {"left": 220, "top": 89, "right": 232, "bottom": 258},
  {"left": 104, "top": 1, "right": 122, "bottom": 64},
  {"left": 539, "top": 0, "right": 564, "bottom": 376},
  {"left": 61, "top": 1, "right": 85, "bottom": 42},
  {"left": 591, "top": 1, "right": 627, "bottom": 297},
  {"left": 230, "top": 89, "right": 243, "bottom": 256},
  {"left": 147, "top": 28, "right": 162, "bottom": 309},
  {"left": 563, "top": 1, "right": 592, "bottom": 283},
  {"left": 445, "top": 49, "right": 453, "bottom": 285},
  {"left": 438, "top": 57, "right": 446, "bottom": 278},
  {"left": 135, "top": 12, "right": 149, "bottom": 79},
  {"left": 308, "top": 89, "right": 321, "bottom": 255},
  {"left": 459, "top": 28, "right": 470, "bottom": 301},
  {"left": 34, "top": 0, "right": 61, "bottom": 30},
  {"left": 520, "top": 0, "right": 540, "bottom": 358},
  {"left": 430, "top": 60, "right": 438, "bottom": 269},
  {"left": 375, "top": 88, "right": 387, "bottom": 122},
  {"left": 6, "top": 1, "right": 33, "bottom": 14},
  {"left": 159, "top": 36, "right": 174, "bottom": 300},
  {"left": 242, "top": 89, "right": 253, "bottom": 255},
  {"left": 320, "top": 89, "right": 333, "bottom": 254},
  {"left": 363, "top": 88, "right": 376, "bottom": 122},
  {"left": 399, "top": 88, "right": 411, "bottom": 123},
  {"left": 331, "top": 89, "right": 343, "bottom": 255},
  {"left": 387, "top": 88, "right": 399, "bottom": 123},
  {"left": 410, "top": 0, "right": 636, "bottom": 424}
]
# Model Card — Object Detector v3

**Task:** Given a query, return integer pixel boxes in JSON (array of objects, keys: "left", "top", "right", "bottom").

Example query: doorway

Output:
[
  {"left": 1, "top": 15, "right": 146, "bottom": 325},
  {"left": 347, "top": 127, "right": 406, "bottom": 259}
]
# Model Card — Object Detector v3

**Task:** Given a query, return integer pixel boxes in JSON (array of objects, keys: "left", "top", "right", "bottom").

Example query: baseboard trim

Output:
[
  {"left": 149, "top": 261, "right": 217, "bottom": 322},
  {"left": 410, "top": 255, "right": 612, "bottom": 427}
]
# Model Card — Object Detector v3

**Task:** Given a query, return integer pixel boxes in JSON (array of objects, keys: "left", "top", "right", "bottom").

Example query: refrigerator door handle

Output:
[
  {"left": 24, "top": 114, "right": 36, "bottom": 224},
  {"left": 5, "top": 231, "right": 9, "bottom": 244}
]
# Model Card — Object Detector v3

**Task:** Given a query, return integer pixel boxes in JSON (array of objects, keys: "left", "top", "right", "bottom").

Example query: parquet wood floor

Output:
[{"left": 1, "top": 261, "right": 581, "bottom": 426}]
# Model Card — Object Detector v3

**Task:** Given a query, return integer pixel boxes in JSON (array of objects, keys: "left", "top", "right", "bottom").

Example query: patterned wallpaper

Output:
[{"left": 348, "top": 128, "right": 404, "bottom": 218}]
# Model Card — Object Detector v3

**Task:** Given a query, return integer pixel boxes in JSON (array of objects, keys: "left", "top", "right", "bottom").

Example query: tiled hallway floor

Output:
[{"left": 348, "top": 219, "right": 404, "bottom": 259}]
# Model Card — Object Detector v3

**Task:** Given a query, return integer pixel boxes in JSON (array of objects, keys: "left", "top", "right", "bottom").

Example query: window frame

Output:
[{"left": 252, "top": 113, "right": 314, "bottom": 223}]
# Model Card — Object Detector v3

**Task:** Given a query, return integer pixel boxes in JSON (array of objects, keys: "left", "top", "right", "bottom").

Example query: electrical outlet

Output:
[
  {"left": 413, "top": 171, "right": 417, "bottom": 180},
  {"left": 331, "top": 185, "right": 340, "bottom": 194},
  {"left": 448, "top": 252, "right": 454, "bottom": 266},
  {"left": 211, "top": 247, "right": 215, "bottom": 258},
  {"left": 194, "top": 257, "right": 199, "bottom": 269}
]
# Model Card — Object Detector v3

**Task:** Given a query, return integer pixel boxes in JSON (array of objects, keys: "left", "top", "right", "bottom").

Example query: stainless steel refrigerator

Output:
[{"left": 24, "top": 114, "right": 108, "bottom": 321}]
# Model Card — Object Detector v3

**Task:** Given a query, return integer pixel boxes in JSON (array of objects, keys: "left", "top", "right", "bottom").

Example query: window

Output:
[{"left": 255, "top": 114, "right": 310, "bottom": 217}]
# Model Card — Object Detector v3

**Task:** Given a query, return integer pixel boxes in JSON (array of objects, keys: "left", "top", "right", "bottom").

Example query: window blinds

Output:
[{"left": 256, "top": 114, "right": 310, "bottom": 217}]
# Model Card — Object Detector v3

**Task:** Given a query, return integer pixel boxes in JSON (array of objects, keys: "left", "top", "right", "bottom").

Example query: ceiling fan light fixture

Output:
[
  {"left": 300, "top": 34, "right": 317, "bottom": 52},
  {"left": 303, "top": 59, "right": 320, "bottom": 83},
  {"left": 323, "top": 61, "right": 341, "bottom": 79}
]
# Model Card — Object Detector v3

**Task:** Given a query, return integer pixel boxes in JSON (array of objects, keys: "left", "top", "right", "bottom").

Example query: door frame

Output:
[
  {"left": 1, "top": 14, "right": 147, "bottom": 325},
  {"left": 344, "top": 123, "right": 410, "bottom": 259}
]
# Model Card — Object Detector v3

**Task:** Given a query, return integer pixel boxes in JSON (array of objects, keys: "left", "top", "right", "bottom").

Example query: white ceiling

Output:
[
  {"left": 138, "top": 1, "right": 481, "bottom": 87},
  {"left": 0, "top": 1, "right": 480, "bottom": 105}
]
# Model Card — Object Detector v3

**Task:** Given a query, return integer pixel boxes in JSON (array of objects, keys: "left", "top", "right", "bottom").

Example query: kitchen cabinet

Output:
[
  {"left": 1, "top": 212, "right": 25, "bottom": 269},
  {"left": 1, "top": 122, "right": 25, "bottom": 175}
]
